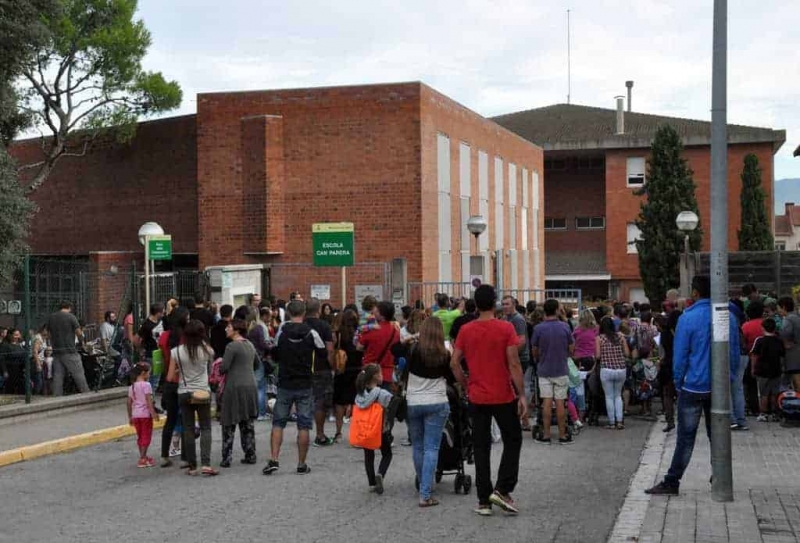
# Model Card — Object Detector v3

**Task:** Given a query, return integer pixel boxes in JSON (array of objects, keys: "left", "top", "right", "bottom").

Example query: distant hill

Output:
[{"left": 775, "top": 178, "right": 800, "bottom": 215}]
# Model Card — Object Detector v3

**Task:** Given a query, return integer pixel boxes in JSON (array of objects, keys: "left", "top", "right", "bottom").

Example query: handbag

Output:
[
  {"left": 349, "top": 402, "right": 383, "bottom": 450},
  {"left": 333, "top": 333, "right": 348, "bottom": 374},
  {"left": 176, "top": 348, "right": 211, "bottom": 404}
]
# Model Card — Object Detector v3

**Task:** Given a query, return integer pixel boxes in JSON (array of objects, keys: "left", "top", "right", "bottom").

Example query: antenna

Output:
[{"left": 567, "top": 9, "right": 571, "bottom": 104}]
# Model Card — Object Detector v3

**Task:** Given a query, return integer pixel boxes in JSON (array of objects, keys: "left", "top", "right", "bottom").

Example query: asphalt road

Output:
[{"left": 0, "top": 416, "right": 650, "bottom": 543}]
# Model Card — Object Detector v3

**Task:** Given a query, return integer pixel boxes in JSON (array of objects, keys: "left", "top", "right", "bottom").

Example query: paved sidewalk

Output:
[{"left": 632, "top": 420, "right": 800, "bottom": 543}]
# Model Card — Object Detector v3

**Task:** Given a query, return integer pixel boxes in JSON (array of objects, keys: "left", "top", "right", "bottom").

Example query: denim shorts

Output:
[{"left": 272, "top": 387, "right": 313, "bottom": 430}]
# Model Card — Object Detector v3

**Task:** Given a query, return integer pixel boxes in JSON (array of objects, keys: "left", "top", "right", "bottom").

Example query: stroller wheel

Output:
[
  {"left": 462, "top": 475, "right": 472, "bottom": 494},
  {"left": 454, "top": 474, "right": 463, "bottom": 494},
  {"left": 435, "top": 470, "right": 443, "bottom": 484}
]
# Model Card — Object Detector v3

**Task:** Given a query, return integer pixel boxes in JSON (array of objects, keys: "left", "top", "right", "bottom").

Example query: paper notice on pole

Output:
[
  {"left": 712, "top": 303, "right": 729, "bottom": 342},
  {"left": 310, "top": 284, "right": 331, "bottom": 300}
]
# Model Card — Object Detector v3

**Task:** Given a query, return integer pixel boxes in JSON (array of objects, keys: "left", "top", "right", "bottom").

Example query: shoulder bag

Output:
[
  {"left": 333, "top": 333, "right": 348, "bottom": 374},
  {"left": 176, "top": 347, "right": 211, "bottom": 404}
]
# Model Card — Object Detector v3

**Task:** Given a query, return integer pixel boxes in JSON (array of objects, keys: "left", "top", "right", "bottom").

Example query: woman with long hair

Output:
[
  {"left": 332, "top": 309, "right": 363, "bottom": 443},
  {"left": 401, "top": 309, "right": 427, "bottom": 341},
  {"left": 172, "top": 319, "right": 216, "bottom": 476},
  {"left": 321, "top": 303, "right": 335, "bottom": 325},
  {"left": 395, "top": 316, "right": 452, "bottom": 507},
  {"left": 219, "top": 318, "right": 259, "bottom": 467},
  {"left": 595, "top": 316, "right": 630, "bottom": 430},
  {"left": 159, "top": 307, "right": 190, "bottom": 467}
]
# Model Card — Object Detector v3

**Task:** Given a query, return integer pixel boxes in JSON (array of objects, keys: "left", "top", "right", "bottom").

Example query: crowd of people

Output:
[{"left": 4, "top": 277, "right": 800, "bottom": 512}]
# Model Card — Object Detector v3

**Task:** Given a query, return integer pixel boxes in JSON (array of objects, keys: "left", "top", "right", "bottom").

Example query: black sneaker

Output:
[
  {"left": 533, "top": 436, "right": 551, "bottom": 445},
  {"left": 374, "top": 474, "right": 384, "bottom": 495},
  {"left": 663, "top": 424, "right": 675, "bottom": 433},
  {"left": 262, "top": 460, "right": 279, "bottom": 475},
  {"left": 644, "top": 481, "right": 679, "bottom": 495},
  {"left": 297, "top": 463, "right": 311, "bottom": 474},
  {"left": 313, "top": 435, "right": 334, "bottom": 447},
  {"left": 559, "top": 435, "right": 575, "bottom": 446},
  {"left": 240, "top": 457, "right": 257, "bottom": 465}
]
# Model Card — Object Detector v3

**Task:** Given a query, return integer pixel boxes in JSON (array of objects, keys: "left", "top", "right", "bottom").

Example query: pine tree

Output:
[
  {"left": 634, "top": 125, "right": 702, "bottom": 304},
  {"left": 738, "top": 153, "right": 773, "bottom": 251}
]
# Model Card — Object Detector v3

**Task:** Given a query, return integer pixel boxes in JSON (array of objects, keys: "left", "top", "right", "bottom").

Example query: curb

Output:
[
  {"left": 0, "top": 417, "right": 167, "bottom": 469},
  {"left": 607, "top": 422, "right": 668, "bottom": 543},
  {"left": 0, "top": 388, "right": 128, "bottom": 422}
]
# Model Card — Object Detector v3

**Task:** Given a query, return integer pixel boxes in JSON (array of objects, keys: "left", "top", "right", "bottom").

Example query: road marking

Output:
[{"left": 607, "top": 422, "right": 668, "bottom": 543}]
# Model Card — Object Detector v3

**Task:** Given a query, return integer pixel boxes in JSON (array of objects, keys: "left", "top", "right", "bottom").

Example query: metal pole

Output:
[
  {"left": 684, "top": 234, "right": 691, "bottom": 298},
  {"left": 341, "top": 266, "right": 346, "bottom": 309},
  {"left": 131, "top": 261, "right": 139, "bottom": 364},
  {"left": 24, "top": 255, "right": 32, "bottom": 404},
  {"left": 144, "top": 235, "right": 150, "bottom": 320},
  {"left": 710, "top": 0, "right": 733, "bottom": 503}
]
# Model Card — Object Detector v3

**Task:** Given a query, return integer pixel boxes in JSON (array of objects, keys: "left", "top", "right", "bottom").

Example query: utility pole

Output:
[{"left": 710, "top": 0, "right": 733, "bottom": 503}]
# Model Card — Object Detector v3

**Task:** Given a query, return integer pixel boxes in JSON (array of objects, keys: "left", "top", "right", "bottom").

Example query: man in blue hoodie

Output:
[{"left": 645, "top": 275, "right": 740, "bottom": 495}]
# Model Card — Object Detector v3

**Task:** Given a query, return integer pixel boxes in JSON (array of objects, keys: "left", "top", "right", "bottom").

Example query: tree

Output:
[
  {"left": 738, "top": 153, "right": 773, "bottom": 251},
  {"left": 16, "top": 0, "right": 182, "bottom": 193},
  {"left": 634, "top": 125, "right": 702, "bottom": 304},
  {"left": 0, "top": 0, "right": 57, "bottom": 283}
]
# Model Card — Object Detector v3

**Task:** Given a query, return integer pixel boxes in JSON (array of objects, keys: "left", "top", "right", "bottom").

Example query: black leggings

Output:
[
  {"left": 160, "top": 382, "right": 184, "bottom": 460},
  {"left": 364, "top": 432, "right": 393, "bottom": 486}
]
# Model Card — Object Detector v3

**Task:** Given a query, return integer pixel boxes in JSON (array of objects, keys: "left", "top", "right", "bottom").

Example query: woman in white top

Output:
[{"left": 397, "top": 316, "right": 453, "bottom": 507}]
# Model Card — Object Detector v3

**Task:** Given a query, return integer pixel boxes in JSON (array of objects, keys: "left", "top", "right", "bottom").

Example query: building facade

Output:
[
  {"left": 494, "top": 102, "right": 785, "bottom": 302},
  {"left": 12, "top": 82, "right": 543, "bottom": 313},
  {"left": 775, "top": 203, "right": 800, "bottom": 251}
]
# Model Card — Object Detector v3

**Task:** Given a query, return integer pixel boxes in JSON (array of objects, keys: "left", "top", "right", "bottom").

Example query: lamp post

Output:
[
  {"left": 467, "top": 215, "right": 488, "bottom": 285},
  {"left": 676, "top": 211, "right": 699, "bottom": 298},
  {"left": 138, "top": 222, "right": 164, "bottom": 318}
]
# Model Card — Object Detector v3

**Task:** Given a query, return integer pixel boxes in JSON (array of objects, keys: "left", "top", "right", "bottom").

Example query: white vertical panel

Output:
[
  {"left": 509, "top": 207, "right": 517, "bottom": 249},
  {"left": 460, "top": 197, "right": 470, "bottom": 251},
  {"left": 533, "top": 248, "right": 541, "bottom": 288},
  {"left": 461, "top": 252, "right": 470, "bottom": 284},
  {"left": 478, "top": 151, "right": 489, "bottom": 200},
  {"left": 479, "top": 200, "right": 489, "bottom": 252},
  {"left": 494, "top": 157, "right": 504, "bottom": 203},
  {"left": 522, "top": 168, "right": 529, "bottom": 207},
  {"left": 508, "top": 163, "right": 517, "bottom": 206},
  {"left": 532, "top": 171, "right": 540, "bottom": 210},
  {"left": 459, "top": 143, "right": 471, "bottom": 198},
  {"left": 439, "top": 252, "right": 452, "bottom": 282},
  {"left": 522, "top": 250, "right": 530, "bottom": 288},
  {"left": 495, "top": 202, "right": 504, "bottom": 249},
  {"left": 437, "top": 134, "right": 450, "bottom": 193},
  {"left": 532, "top": 208, "right": 539, "bottom": 250},
  {"left": 521, "top": 208, "right": 528, "bottom": 250},
  {"left": 438, "top": 192, "right": 451, "bottom": 251}
]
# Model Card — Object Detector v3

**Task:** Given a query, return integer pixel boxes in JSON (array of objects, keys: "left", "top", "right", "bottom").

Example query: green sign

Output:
[
  {"left": 312, "top": 223, "right": 354, "bottom": 267},
  {"left": 148, "top": 235, "right": 172, "bottom": 261}
]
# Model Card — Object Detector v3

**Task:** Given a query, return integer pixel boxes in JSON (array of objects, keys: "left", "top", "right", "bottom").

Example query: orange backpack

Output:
[{"left": 349, "top": 402, "right": 383, "bottom": 450}]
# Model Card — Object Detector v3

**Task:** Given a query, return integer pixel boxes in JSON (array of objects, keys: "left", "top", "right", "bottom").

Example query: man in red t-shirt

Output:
[
  {"left": 358, "top": 301, "right": 399, "bottom": 388},
  {"left": 452, "top": 284, "right": 526, "bottom": 517}
]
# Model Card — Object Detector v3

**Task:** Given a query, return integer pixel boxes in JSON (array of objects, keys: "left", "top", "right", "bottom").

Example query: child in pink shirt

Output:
[{"left": 127, "top": 363, "right": 159, "bottom": 468}]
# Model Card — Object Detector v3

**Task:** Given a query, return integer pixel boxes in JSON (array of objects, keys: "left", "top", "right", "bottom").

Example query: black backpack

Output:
[{"left": 275, "top": 323, "right": 316, "bottom": 385}]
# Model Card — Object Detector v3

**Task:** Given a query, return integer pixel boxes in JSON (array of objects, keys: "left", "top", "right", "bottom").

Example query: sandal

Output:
[
  {"left": 333, "top": 433, "right": 343, "bottom": 444},
  {"left": 186, "top": 468, "right": 199, "bottom": 476},
  {"left": 201, "top": 467, "right": 219, "bottom": 476},
  {"left": 419, "top": 498, "right": 440, "bottom": 508},
  {"left": 616, "top": 423, "right": 625, "bottom": 430},
  {"left": 179, "top": 461, "right": 191, "bottom": 470},
  {"left": 605, "top": 424, "right": 616, "bottom": 430}
]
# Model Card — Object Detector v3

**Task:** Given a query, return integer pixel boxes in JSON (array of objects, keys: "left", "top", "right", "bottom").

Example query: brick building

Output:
[
  {"left": 12, "top": 82, "right": 544, "bottom": 313},
  {"left": 493, "top": 102, "right": 786, "bottom": 302}
]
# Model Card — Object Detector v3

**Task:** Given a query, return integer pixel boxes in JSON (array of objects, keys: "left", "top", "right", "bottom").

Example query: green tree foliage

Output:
[
  {"left": 738, "top": 153, "right": 773, "bottom": 251},
  {"left": 634, "top": 125, "right": 702, "bottom": 304},
  {"left": 16, "top": 0, "right": 182, "bottom": 193},
  {"left": 0, "top": 0, "right": 56, "bottom": 283}
]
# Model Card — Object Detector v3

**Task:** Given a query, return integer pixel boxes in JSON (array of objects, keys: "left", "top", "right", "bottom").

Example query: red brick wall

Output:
[
  {"left": 544, "top": 164, "right": 606, "bottom": 254},
  {"left": 419, "top": 84, "right": 544, "bottom": 287},
  {"left": 196, "top": 83, "right": 424, "bottom": 283},
  {"left": 605, "top": 142, "right": 776, "bottom": 282},
  {"left": 11, "top": 115, "right": 198, "bottom": 255}
]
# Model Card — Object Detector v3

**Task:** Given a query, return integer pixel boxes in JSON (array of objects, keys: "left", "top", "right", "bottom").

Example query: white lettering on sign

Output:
[
  {"left": 712, "top": 303, "right": 729, "bottom": 342},
  {"left": 315, "top": 250, "right": 351, "bottom": 256}
]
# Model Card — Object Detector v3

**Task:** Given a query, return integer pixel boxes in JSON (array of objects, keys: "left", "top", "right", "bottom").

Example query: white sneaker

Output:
[
  {"left": 169, "top": 446, "right": 181, "bottom": 458},
  {"left": 328, "top": 415, "right": 335, "bottom": 423},
  {"left": 343, "top": 417, "right": 351, "bottom": 424},
  {"left": 757, "top": 414, "right": 769, "bottom": 422},
  {"left": 575, "top": 420, "right": 584, "bottom": 429}
]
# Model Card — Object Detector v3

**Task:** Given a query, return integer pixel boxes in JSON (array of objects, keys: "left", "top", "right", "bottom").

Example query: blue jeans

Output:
[
  {"left": 272, "top": 387, "right": 313, "bottom": 430},
  {"left": 600, "top": 368, "right": 626, "bottom": 424},
  {"left": 254, "top": 362, "right": 268, "bottom": 417},
  {"left": 664, "top": 391, "right": 711, "bottom": 487},
  {"left": 407, "top": 402, "right": 450, "bottom": 500},
  {"left": 730, "top": 355, "right": 748, "bottom": 426}
]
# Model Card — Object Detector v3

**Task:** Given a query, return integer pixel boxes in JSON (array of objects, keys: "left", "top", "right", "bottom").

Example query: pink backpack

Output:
[{"left": 209, "top": 358, "right": 226, "bottom": 393}]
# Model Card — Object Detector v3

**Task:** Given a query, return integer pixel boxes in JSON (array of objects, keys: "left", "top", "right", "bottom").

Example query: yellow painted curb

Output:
[{"left": 0, "top": 417, "right": 166, "bottom": 469}]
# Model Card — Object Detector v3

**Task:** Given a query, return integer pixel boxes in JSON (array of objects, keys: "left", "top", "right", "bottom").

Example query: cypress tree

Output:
[
  {"left": 738, "top": 153, "right": 773, "bottom": 251},
  {"left": 634, "top": 125, "right": 702, "bottom": 304}
]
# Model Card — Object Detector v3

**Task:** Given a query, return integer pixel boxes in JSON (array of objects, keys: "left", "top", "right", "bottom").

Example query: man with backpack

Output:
[
  {"left": 304, "top": 298, "right": 335, "bottom": 447},
  {"left": 263, "top": 300, "right": 327, "bottom": 476}
]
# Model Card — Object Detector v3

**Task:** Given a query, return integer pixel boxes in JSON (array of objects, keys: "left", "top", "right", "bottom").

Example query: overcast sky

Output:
[{"left": 138, "top": 0, "right": 799, "bottom": 179}]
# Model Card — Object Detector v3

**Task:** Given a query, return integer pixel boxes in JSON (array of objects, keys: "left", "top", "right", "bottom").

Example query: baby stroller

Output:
[
  {"left": 531, "top": 377, "right": 577, "bottom": 440},
  {"left": 416, "top": 384, "right": 474, "bottom": 494}
]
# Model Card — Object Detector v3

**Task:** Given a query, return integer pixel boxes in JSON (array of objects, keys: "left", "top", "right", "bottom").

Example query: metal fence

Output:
[
  {"left": 406, "top": 283, "right": 582, "bottom": 311},
  {"left": 267, "top": 262, "right": 391, "bottom": 307},
  {"left": 695, "top": 250, "right": 800, "bottom": 298}
]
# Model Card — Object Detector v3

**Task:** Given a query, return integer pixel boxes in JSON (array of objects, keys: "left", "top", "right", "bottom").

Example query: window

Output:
[
  {"left": 575, "top": 217, "right": 606, "bottom": 230},
  {"left": 545, "top": 218, "right": 567, "bottom": 230},
  {"left": 627, "top": 223, "right": 642, "bottom": 254},
  {"left": 776, "top": 242, "right": 787, "bottom": 251},
  {"left": 627, "top": 157, "right": 646, "bottom": 187}
]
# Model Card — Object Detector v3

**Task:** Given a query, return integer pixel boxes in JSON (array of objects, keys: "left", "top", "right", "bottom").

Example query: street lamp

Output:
[
  {"left": 138, "top": 222, "right": 164, "bottom": 317},
  {"left": 676, "top": 211, "right": 699, "bottom": 297},
  {"left": 467, "top": 215, "right": 488, "bottom": 284}
]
